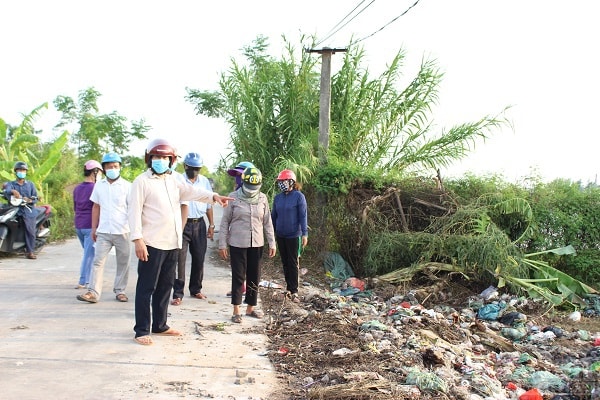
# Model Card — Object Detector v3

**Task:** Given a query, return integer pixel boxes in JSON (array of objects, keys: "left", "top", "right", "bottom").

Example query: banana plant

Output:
[
  {"left": 0, "top": 104, "right": 70, "bottom": 199},
  {"left": 498, "top": 245, "right": 598, "bottom": 308}
]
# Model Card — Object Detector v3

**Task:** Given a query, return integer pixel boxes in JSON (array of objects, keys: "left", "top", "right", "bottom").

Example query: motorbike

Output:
[{"left": 0, "top": 195, "right": 52, "bottom": 255}]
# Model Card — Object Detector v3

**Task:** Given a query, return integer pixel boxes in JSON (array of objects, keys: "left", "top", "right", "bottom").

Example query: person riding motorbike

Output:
[{"left": 3, "top": 161, "right": 39, "bottom": 259}]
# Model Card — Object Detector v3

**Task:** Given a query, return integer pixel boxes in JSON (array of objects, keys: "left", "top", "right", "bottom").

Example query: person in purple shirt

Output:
[{"left": 73, "top": 160, "right": 102, "bottom": 289}]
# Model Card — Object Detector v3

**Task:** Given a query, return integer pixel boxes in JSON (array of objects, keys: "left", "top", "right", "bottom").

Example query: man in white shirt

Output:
[{"left": 77, "top": 152, "right": 131, "bottom": 304}]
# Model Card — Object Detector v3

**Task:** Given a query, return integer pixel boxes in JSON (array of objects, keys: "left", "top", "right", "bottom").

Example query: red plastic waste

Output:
[
  {"left": 594, "top": 337, "right": 600, "bottom": 346},
  {"left": 506, "top": 382, "right": 517, "bottom": 391},
  {"left": 519, "top": 388, "right": 542, "bottom": 400},
  {"left": 346, "top": 277, "right": 365, "bottom": 291}
]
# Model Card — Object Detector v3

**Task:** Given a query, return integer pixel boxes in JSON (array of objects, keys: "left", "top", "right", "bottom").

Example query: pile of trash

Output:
[{"left": 262, "top": 254, "right": 600, "bottom": 400}]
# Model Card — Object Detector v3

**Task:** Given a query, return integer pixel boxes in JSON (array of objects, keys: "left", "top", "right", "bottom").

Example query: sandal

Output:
[
  {"left": 246, "top": 310, "right": 263, "bottom": 319},
  {"left": 116, "top": 293, "right": 129, "bottom": 302},
  {"left": 76, "top": 291, "right": 98, "bottom": 303},
  {"left": 231, "top": 314, "right": 243, "bottom": 323},
  {"left": 134, "top": 335, "right": 153, "bottom": 346},
  {"left": 171, "top": 298, "right": 182, "bottom": 306},
  {"left": 192, "top": 292, "right": 207, "bottom": 299},
  {"left": 153, "top": 328, "right": 182, "bottom": 336},
  {"left": 288, "top": 293, "right": 300, "bottom": 303}
]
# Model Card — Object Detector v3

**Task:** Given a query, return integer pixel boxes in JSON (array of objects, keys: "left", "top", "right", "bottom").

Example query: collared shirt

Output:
[
  {"left": 176, "top": 172, "right": 212, "bottom": 218},
  {"left": 90, "top": 177, "right": 131, "bottom": 234},
  {"left": 128, "top": 170, "right": 215, "bottom": 250},
  {"left": 218, "top": 190, "right": 275, "bottom": 250}
]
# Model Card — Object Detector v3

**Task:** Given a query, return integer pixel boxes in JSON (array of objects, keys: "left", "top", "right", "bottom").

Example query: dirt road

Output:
[{"left": 0, "top": 206, "right": 280, "bottom": 400}]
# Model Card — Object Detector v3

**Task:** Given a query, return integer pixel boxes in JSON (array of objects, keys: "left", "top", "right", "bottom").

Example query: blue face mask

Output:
[
  {"left": 152, "top": 159, "right": 170, "bottom": 174},
  {"left": 105, "top": 169, "right": 120, "bottom": 180},
  {"left": 16, "top": 171, "right": 26, "bottom": 179}
]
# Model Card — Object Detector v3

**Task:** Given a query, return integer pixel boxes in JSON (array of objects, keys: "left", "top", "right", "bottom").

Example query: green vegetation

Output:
[
  {"left": 54, "top": 87, "right": 149, "bottom": 161},
  {"left": 1, "top": 98, "right": 150, "bottom": 241},
  {"left": 1, "top": 35, "right": 598, "bottom": 308}
]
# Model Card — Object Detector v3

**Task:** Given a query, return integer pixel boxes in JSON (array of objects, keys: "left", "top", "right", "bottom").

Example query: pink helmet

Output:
[
  {"left": 84, "top": 160, "right": 102, "bottom": 171},
  {"left": 277, "top": 169, "right": 296, "bottom": 181}
]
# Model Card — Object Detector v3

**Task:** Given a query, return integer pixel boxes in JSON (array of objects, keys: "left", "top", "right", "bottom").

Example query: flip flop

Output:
[
  {"left": 134, "top": 335, "right": 153, "bottom": 346},
  {"left": 153, "top": 328, "right": 182, "bottom": 336},
  {"left": 231, "top": 314, "right": 242, "bottom": 323},
  {"left": 116, "top": 293, "right": 128, "bottom": 302},
  {"left": 192, "top": 293, "right": 207, "bottom": 299},
  {"left": 246, "top": 310, "right": 263, "bottom": 319},
  {"left": 171, "top": 298, "right": 182, "bottom": 306}
]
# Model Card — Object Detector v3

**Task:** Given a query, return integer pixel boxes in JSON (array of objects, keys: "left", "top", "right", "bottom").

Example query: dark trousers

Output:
[
  {"left": 134, "top": 246, "right": 178, "bottom": 338},
  {"left": 22, "top": 213, "right": 37, "bottom": 253},
  {"left": 230, "top": 246, "right": 262, "bottom": 307},
  {"left": 276, "top": 236, "right": 300, "bottom": 294},
  {"left": 173, "top": 219, "right": 207, "bottom": 299}
]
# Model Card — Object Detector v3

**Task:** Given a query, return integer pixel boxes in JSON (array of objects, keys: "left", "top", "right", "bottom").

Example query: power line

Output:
[
  {"left": 315, "top": 0, "right": 377, "bottom": 47},
  {"left": 353, "top": 0, "right": 421, "bottom": 45},
  {"left": 318, "top": 0, "right": 369, "bottom": 42}
]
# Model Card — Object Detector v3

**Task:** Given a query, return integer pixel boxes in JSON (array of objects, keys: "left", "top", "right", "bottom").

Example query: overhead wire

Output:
[
  {"left": 353, "top": 0, "right": 421, "bottom": 45},
  {"left": 314, "top": 0, "right": 377, "bottom": 47},
  {"left": 318, "top": 0, "right": 369, "bottom": 43},
  {"left": 315, "top": 0, "right": 421, "bottom": 48}
]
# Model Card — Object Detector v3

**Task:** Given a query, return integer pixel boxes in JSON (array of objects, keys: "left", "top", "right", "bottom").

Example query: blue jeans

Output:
[{"left": 76, "top": 228, "right": 94, "bottom": 285}]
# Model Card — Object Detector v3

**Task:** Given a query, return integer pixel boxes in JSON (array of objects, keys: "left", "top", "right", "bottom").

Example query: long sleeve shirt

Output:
[
  {"left": 271, "top": 190, "right": 308, "bottom": 239},
  {"left": 218, "top": 191, "right": 275, "bottom": 250},
  {"left": 3, "top": 179, "right": 38, "bottom": 217},
  {"left": 128, "top": 170, "right": 215, "bottom": 250}
]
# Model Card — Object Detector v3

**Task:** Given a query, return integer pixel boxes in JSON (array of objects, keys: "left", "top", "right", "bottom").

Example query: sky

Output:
[{"left": 2, "top": 0, "right": 599, "bottom": 183}]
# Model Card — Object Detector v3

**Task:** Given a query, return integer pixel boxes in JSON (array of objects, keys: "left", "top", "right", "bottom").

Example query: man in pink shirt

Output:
[{"left": 128, "top": 138, "right": 233, "bottom": 346}]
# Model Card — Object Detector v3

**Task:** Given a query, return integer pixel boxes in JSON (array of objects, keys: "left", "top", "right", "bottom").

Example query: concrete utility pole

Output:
[
  {"left": 306, "top": 47, "right": 347, "bottom": 162},
  {"left": 306, "top": 47, "right": 346, "bottom": 253}
]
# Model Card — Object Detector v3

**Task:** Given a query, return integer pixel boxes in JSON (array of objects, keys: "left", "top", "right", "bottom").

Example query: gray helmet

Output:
[{"left": 13, "top": 161, "right": 28, "bottom": 171}]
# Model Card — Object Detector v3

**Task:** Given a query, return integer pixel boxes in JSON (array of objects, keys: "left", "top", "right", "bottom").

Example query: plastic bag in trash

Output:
[
  {"left": 501, "top": 326, "right": 527, "bottom": 341},
  {"left": 542, "top": 326, "right": 564, "bottom": 338},
  {"left": 479, "top": 285, "right": 499, "bottom": 301},
  {"left": 405, "top": 369, "right": 448, "bottom": 393},
  {"left": 477, "top": 303, "right": 505, "bottom": 320},
  {"left": 498, "top": 311, "right": 527, "bottom": 326},
  {"left": 527, "top": 370, "right": 565, "bottom": 391},
  {"left": 519, "top": 388, "right": 543, "bottom": 400},
  {"left": 323, "top": 252, "right": 354, "bottom": 283},
  {"left": 360, "top": 320, "right": 388, "bottom": 332}
]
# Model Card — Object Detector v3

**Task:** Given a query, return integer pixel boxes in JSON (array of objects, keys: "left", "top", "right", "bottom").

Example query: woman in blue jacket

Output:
[{"left": 271, "top": 169, "right": 308, "bottom": 303}]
